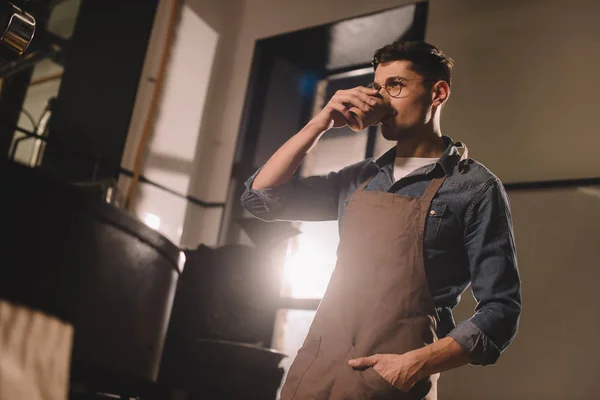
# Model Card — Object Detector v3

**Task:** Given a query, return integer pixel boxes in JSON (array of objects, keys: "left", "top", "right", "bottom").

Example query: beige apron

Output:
[{"left": 280, "top": 144, "right": 467, "bottom": 400}]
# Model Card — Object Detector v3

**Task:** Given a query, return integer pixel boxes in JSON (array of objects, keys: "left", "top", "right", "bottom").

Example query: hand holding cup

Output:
[{"left": 347, "top": 93, "right": 390, "bottom": 132}]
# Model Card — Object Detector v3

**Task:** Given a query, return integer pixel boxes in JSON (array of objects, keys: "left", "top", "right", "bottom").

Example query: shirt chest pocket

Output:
[{"left": 424, "top": 201, "right": 448, "bottom": 244}]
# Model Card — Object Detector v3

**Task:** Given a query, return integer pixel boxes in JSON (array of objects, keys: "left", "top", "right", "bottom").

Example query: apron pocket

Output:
[
  {"left": 361, "top": 365, "right": 433, "bottom": 400},
  {"left": 347, "top": 345, "right": 411, "bottom": 400},
  {"left": 283, "top": 336, "right": 321, "bottom": 400},
  {"left": 360, "top": 367, "right": 410, "bottom": 399}
]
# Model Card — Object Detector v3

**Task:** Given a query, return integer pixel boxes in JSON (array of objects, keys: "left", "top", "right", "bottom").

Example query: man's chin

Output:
[{"left": 381, "top": 125, "right": 400, "bottom": 141}]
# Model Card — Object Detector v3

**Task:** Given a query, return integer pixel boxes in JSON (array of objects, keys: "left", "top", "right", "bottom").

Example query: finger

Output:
[
  {"left": 333, "top": 91, "right": 376, "bottom": 111},
  {"left": 332, "top": 92, "right": 371, "bottom": 111},
  {"left": 348, "top": 88, "right": 380, "bottom": 105},
  {"left": 327, "top": 101, "right": 354, "bottom": 122},
  {"left": 348, "top": 355, "right": 378, "bottom": 368},
  {"left": 356, "top": 85, "right": 381, "bottom": 96}
]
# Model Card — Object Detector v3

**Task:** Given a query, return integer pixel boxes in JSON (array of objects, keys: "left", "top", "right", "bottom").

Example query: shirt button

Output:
[{"left": 429, "top": 210, "right": 436, "bottom": 216}]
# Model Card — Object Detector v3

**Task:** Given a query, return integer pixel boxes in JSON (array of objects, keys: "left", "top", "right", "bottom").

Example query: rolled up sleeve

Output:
[
  {"left": 240, "top": 167, "right": 342, "bottom": 222},
  {"left": 448, "top": 179, "right": 522, "bottom": 366}
]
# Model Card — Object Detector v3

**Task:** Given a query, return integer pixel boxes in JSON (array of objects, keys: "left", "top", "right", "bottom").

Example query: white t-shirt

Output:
[{"left": 393, "top": 157, "right": 438, "bottom": 182}]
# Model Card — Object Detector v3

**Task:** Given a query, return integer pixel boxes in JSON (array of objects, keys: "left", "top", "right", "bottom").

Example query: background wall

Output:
[
  {"left": 146, "top": 0, "right": 600, "bottom": 247},
  {"left": 120, "top": 1, "right": 600, "bottom": 398},
  {"left": 427, "top": 0, "right": 600, "bottom": 183},
  {"left": 443, "top": 183, "right": 600, "bottom": 399},
  {"left": 119, "top": 0, "right": 243, "bottom": 246}
]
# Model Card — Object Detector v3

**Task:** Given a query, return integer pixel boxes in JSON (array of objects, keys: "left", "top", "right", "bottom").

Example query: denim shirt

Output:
[{"left": 241, "top": 136, "right": 522, "bottom": 366}]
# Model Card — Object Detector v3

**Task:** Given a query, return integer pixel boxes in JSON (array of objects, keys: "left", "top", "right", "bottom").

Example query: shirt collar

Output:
[{"left": 375, "top": 136, "right": 462, "bottom": 177}]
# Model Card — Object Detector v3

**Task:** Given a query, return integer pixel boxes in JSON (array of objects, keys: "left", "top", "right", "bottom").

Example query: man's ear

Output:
[{"left": 432, "top": 81, "right": 450, "bottom": 107}]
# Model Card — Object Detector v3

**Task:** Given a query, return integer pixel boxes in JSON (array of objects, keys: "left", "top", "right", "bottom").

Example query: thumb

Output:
[{"left": 348, "top": 355, "right": 379, "bottom": 368}]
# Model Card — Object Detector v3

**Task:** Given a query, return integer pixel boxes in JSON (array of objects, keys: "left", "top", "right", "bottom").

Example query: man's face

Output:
[{"left": 373, "top": 60, "right": 435, "bottom": 141}]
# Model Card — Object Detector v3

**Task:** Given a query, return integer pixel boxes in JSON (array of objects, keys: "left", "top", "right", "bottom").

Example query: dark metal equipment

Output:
[
  {"left": 159, "top": 243, "right": 286, "bottom": 399},
  {"left": 160, "top": 338, "right": 286, "bottom": 400},
  {"left": 0, "top": 1, "right": 288, "bottom": 397},
  {"left": 0, "top": 160, "right": 185, "bottom": 387}
]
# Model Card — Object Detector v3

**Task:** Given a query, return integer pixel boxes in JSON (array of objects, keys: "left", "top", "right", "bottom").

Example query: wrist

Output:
[
  {"left": 407, "top": 346, "right": 433, "bottom": 382},
  {"left": 308, "top": 115, "right": 334, "bottom": 133},
  {"left": 408, "top": 337, "right": 472, "bottom": 382}
]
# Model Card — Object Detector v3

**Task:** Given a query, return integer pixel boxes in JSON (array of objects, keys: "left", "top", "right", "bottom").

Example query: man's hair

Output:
[{"left": 372, "top": 40, "right": 454, "bottom": 87}]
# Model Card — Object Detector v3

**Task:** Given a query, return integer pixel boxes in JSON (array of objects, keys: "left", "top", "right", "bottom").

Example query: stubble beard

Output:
[{"left": 381, "top": 123, "right": 412, "bottom": 141}]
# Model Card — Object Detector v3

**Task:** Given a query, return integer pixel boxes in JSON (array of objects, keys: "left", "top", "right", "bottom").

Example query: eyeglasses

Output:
[{"left": 368, "top": 78, "right": 434, "bottom": 98}]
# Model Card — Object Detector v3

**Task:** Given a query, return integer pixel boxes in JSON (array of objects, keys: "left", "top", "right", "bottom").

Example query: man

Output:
[{"left": 241, "top": 40, "right": 521, "bottom": 399}]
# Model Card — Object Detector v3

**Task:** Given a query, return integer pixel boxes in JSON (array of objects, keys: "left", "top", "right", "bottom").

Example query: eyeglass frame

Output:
[{"left": 367, "top": 78, "right": 437, "bottom": 98}]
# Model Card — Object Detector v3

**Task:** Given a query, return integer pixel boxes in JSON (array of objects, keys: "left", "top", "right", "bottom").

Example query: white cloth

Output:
[
  {"left": 393, "top": 157, "right": 438, "bottom": 182},
  {"left": 0, "top": 300, "right": 73, "bottom": 400}
]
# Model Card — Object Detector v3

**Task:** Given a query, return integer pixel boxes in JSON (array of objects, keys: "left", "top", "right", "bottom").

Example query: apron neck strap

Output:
[
  {"left": 420, "top": 176, "right": 446, "bottom": 204},
  {"left": 357, "top": 173, "right": 376, "bottom": 192},
  {"left": 421, "top": 141, "right": 468, "bottom": 204}
]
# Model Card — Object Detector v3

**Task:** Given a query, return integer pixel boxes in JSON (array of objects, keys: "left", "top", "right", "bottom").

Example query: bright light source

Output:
[
  {"left": 282, "top": 221, "right": 339, "bottom": 299},
  {"left": 143, "top": 212, "right": 161, "bottom": 230}
]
